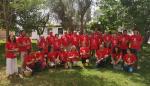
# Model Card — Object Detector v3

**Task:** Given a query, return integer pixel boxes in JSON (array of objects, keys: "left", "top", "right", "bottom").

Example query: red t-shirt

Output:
[
  {"left": 25, "top": 37, "right": 31, "bottom": 50},
  {"left": 111, "top": 37, "right": 119, "bottom": 48},
  {"left": 48, "top": 51, "right": 58, "bottom": 62},
  {"left": 90, "top": 36, "right": 99, "bottom": 50},
  {"left": 111, "top": 53, "right": 122, "bottom": 60},
  {"left": 38, "top": 38, "right": 46, "bottom": 49},
  {"left": 67, "top": 51, "right": 79, "bottom": 62},
  {"left": 52, "top": 38, "right": 62, "bottom": 50},
  {"left": 5, "top": 42, "right": 18, "bottom": 58},
  {"left": 119, "top": 34, "right": 130, "bottom": 49},
  {"left": 58, "top": 51, "right": 68, "bottom": 62},
  {"left": 35, "top": 52, "right": 45, "bottom": 62},
  {"left": 80, "top": 34, "right": 89, "bottom": 47},
  {"left": 103, "top": 34, "right": 112, "bottom": 43},
  {"left": 24, "top": 54, "right": 35, "bottom": 68},
  {"left": 130, "top": 35, "right": 143, "bottom": 51},
  {"left": 46, "top": 35, "right": 55, "bottom": 45},
  {"left": 17, "top": 36, "right": 28, "bottom": 52},
  {"left": 123, "top": 53, "right": 137, "bottom": 64},
  {"left": 96, "top": 48, "right": 110, "bottom": 59},
  {"left": 61, "top": 35, "right": 69, "bottom": 47},
  {"left": 71, "top": 34, "right": 79, "bottom": 46},
  {"left": 80, "top": 47, "right": 90, "bottom": 59}
]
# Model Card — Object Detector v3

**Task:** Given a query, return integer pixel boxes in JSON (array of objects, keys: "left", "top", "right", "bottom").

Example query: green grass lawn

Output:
[{"left": 0, "top": 41, "right": 150, "bottom": 86}]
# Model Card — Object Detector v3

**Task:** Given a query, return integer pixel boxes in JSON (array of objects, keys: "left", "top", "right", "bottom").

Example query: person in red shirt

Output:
[
  {"left": 37, "top": 36, "right": 48, "bottom": 54},
  {"left": 123, "top": 48, "right": 137, "bottom": 72},
  {"left": 80, "top": 43, "right": 90, "bottom": 67},
  {"left": 25, "top": 34, "right": 32, "bottom": 54},
  {"left": 90, "top": 33, "right": 99, "bottom": 58},
  {"left": 52, "top": 34, "right": 62, "bottom": 51},
  {"left": 111, "top": 46, "right": 123, "bottom": 70},
  {"left": 48, "top": 48, "right": 59, "bottom": 67},
  {"left": 71, "top": 32, "right": 80, "bottom": 48},
  {"left": 58, "top": 48, "right": 68, "bottom": 68},
  {"left": 61, "top": 32, "right": 69, "bottom": 49},
  {"left": 35, "top": 51, "right": 47, "bottom": 70},
  {"left": 79, "top": 34, "right": 90, "bottom": 47},
  {"left": 67, "top": 46, "right": 83, "bottom": 69},
  {"left": 5, "top": 34, "right": 18, "bottom": 78},
  {"left": 129, "top": 29, "right": 143, "bottom": 57},
  {"left": 46, "top": 32, "right": 55, "bottom": 52},
  {"left": 111, "top": 33, "right": 119, "bottom": 49},
  {"left": 103, "top": 31, "right": 112, "bottom": 48},
  {"left": 95, "top": 44, "right": 110, "bottom": 68},
  {"left": 119, "top": 30, "right": 130, "bottom": 55},
  {"left": 17, "top": 30, "right": 28, "bottom": 70},
  {"left": 24, "top": 52, "right": 35, "bottom": 75}
]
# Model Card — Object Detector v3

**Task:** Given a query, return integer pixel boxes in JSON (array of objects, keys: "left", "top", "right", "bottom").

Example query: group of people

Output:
[{"left": 5, "top": 29, "right": 143, "bottom": 78}]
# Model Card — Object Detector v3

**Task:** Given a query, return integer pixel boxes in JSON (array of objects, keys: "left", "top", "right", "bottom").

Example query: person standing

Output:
[
  {"left": 5, "top": 34, "right": 18, "bottom": 78},
  {"left": 17, "top": 30, "right": 28, "bottom": 71}
]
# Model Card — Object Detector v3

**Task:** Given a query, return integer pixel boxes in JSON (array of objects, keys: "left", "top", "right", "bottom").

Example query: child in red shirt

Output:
[{"left": 123, "top": 48, "right": 137, "bottom": 72}]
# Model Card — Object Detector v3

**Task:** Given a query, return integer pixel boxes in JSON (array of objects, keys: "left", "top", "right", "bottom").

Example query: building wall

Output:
[
  {"left": 31, "top": 27, "right": 60, "bottom": 39},
  {"left": 0, "top": 29, "right": 6, "bottom": 40}
]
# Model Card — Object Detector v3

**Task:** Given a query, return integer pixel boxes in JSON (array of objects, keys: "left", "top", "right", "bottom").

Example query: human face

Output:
[
  {"left": 127, "top": 49, "right": 131, "bottom": 54},
  {"left": 10, "top": 35, "right": 15, "bottom": 42},
  {"left": 21, "top": 31, "right": 26, "bottom": 36}
]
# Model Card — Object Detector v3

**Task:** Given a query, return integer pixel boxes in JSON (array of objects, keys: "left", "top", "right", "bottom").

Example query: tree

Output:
[
  {"left": 47, "top": 0, "right": 92, "bottom": 33},
  {"left": 120, "top": 0, "right": 150, "bottom": 43},
  {"left": 12, "top": 0, "right": 49, "bottom": 36},
  {"left": 0, "top": 0, "right": 16, "bottom": 38},
  {"left": 77, "top": 0, "right": 92, "bottom": 34}
]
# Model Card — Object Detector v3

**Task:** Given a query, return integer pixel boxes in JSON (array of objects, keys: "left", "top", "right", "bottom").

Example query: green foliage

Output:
[
  {"left": 11, "top": 0, "right": 49, "bottom": 35},
  {"left": 96, "top": 0, "right": 150, "bottom": 34}
]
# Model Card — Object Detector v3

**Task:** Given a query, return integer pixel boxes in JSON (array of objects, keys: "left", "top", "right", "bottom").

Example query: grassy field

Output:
[{"left": 0, "top": 41, "right": 150, "bottom": 86}]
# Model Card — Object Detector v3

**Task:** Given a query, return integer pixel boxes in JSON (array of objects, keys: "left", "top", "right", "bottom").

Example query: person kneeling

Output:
[
  {"left": 80, "top": 44, "right": 90, "bottom": 67},
  {"left": 48, "top": 48, "right": 59, "bottom": 68},
  {"left": 23, "top": 52, "right": 35, "bottom": 77},
  {"left": 68, "top": 46, "right": 84, "bottom": 69},
  {"left": 111, "top": 46, "right": 123, "bottom": 70},
  {"left": 123, "top": 48, "right": 137, "bottom": 73},
  {"left": 95, "top": 44, "right": 110, "bottom": 68}
]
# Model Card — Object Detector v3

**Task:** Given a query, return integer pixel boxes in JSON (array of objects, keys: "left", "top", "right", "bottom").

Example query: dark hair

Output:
[
  {"left": 123, "top": 30, "right": 127, "bottom": 32},
  {"left": 112, "top": 46, "right": 121, "bottom": 54},
  {"left": 7, "top": 35, "right": 16, "bottom": 43}
]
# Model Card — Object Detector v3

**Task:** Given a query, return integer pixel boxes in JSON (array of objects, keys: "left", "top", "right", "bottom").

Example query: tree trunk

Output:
[
  {"left": 144, "top": 31, "right": 150, "bottom": 44},
  {"left": 80, "top": 15, "right": 84, "bottom": 34},
  {"left": 3, "top": 0, "right": 9, "bottom": 40}
]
